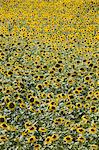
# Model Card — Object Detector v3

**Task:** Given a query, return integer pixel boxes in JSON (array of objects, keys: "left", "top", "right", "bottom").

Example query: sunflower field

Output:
[{"left": 0, "top": 0, "right": 99, "bottom": 150}]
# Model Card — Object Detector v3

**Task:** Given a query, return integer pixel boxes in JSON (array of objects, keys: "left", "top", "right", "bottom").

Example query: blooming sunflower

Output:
[
  {"left": 88, "top": 127, "right": 97, "bottom": 134},
  {"left": 7, "top": 102, "right": 16, "bottom": 111},
  {"left": 90, "top": 144, "right": 98, "bottom": 150},
  {"left": 27, "top": 135, "right": 36, "bottom": 143},
  {"left": 76, "top": 127, "right": 85, "bottom": 134},
  {"left": 63, "top": 135, "right": 73, "bottom": 143},
  {"left": 0, "top": 115, "right": 5, "bottom": 124},
  {"left": 38, "top": 127, "right": 47, "bottom": 133},
  {"left": 0, "top": 135, "right": 8, "bottom": 142},
  {"left": 34, "top": 144, "right": 41, "bottom": 150},
  {"left": 77, "top": 136, "right": 85, "bottom": 143},
  {"left": 51, "top": 134, "right": 59, "bottom": 142},
  {"left": 27, "top": 125, "right": 36, "bottom": 133},
  {"left": 44, "top": 136, "right": 52, "bottom": 145}
]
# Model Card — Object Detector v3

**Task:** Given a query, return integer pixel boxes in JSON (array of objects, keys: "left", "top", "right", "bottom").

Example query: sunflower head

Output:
[
  {"left": 28, "top": 135, "right": 36, "bottom": 143},
  {"left": 39, "top": 127, "right": 47, "bottom": 133},
  {"left": 34, "top": 144, "right": 41, "bottom": 150},
  {"left": 27, "top": 125, "right": 36, "bottom": 133},
  {"left": 90, "top": 144, "right": 98, "bottom": 150},
  {"left": 0, "top": 116, "right": 5, "bottom": 124},
  {"left": 44, "top": 136, "right": 52, "bottom": 145},
  {"left": 90, "top": 106, "right": 97, "bottom": 113},
  {"left": 0, "top": 135, "right": 8, "bottom": 142},
  {"left": 88, "top": 127, "right": 97, "bottom": 134},
  {"left": 77, "top": 136, "right": 85, "bottom": 143},
  {"left": 7, "top": 102, "right": 16, "bottom": 111},
  {"left": 63, "top": 135, "right": 73, "bottom": 143},
  {"left": 76, "top": 127, "right": 85, "bottom": 134},
  {"left": 51, "top": 134, "right": 59, "bottom": 142}
]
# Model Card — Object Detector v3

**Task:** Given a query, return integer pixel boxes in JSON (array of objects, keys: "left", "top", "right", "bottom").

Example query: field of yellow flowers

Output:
[{"left": 0, "top": 0, "right": 99, "bottom": 149}]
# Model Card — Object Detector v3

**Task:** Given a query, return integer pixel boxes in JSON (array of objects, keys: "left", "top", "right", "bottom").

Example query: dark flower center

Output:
[
  {"left": 2, "top": 124, "right": 7, "bottom": 128},
  {"left": 0, "top": 118, "right": 4, "bottom": 122},
  {"left": 66, "top": 137, "right": 70, "bottom": 140},
  {"left": 53, "top": 135, "right": 56, "bottom": 138},
  {"left": 30, "top": 98, "right": 34, "bottom": 102},
  {"left": 9, "top": 103, "right": 14, "bottom": 108},
  {"left": 30, "top": 138, "right": 33, "bottom": 141}
]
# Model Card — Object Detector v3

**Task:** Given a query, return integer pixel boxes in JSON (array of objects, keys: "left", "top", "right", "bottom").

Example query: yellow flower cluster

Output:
[{"left": 0, "top": 0, "right": 98, "bottom": 149}]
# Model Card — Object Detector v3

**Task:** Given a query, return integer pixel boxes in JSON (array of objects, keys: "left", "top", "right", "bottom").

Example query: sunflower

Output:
[
  {"left": 28, "top": 135, "right": 36, "bottom": 143},
  {"left": 68, "top": 94, "right": 74, "bottom": 100},
  {"left": 27, "top": 125, "right": 36, "bottom": 133},
  {"left": 59, "top": 93, "right": 67, "bottom": 99},
  {"left": 76, "top": 127, "right": 85, "bottom": 134},
  {"left": 88, "top": 127, "right": 97, "bottom": 134},
  {"left": 53, "top": 120, "right": 59, "bottom": 126},
  {"left": 90, "top": 144, "right": 98, "bottom": 150},
  {"left": 0, "top": 135, "right": 8, "bottom": 142},
  {"left": 90, "top": 106, "right": 97, "bottom": 113},
  {"left": 29, "top": 96, "right": 35, "bottom": 103},
  {"left": 77, "top": 86, "right": 82, "bottom": 92},
  {"left": 84, "top": 75, "right": 91, "bottom": 83},
  {"left": 76, "top": 102, "right": 82, "bottom": 109},
  {"left": 75, "top": 87, "right": 82, "bottom": 94},
  {"left": 94, "top": 91, "right": 99, "bottom": 98},
  {"left": 48, "top": 104, "right": 56, "bottom": 112},
  {"left": 63, "top": 135, "right": 73, "bottom": 143},
  {"left": 0, "top": 122, "right": 9, "bottom": 130},
  {"left": 0, "top": 115, "right": 5, "bottom": 124},
  {"left": 25, "top": 121, "right": 32, "bottom": 129},
  {"left": 7, "top": 101, "right": 16, "bottom": 111},
  {"left": 77, "top": 136, "right": 85, "bottom": 143},
  {"left": 44, "top": 136, "right": 52, "bottom": 145},
  {"left": 51, "top": 134, "right": 59, "bottom": 142},
  {"left": 34, "top": 144, "right": 41, "bottom": 150},
  {"left": 39, "top": 127, "right": 47, "bottom": 133},
  {"left": 84, "top": 103, "right": 90, "bottom": 109}
]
